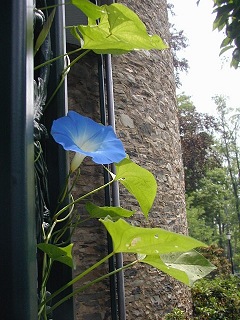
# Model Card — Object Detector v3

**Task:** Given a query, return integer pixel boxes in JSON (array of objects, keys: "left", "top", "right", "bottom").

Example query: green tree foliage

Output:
[
  {"left": 213, "top": 95, "right": 240, "bottom": 230},
  {"left": 165, "top": 246, "right": 239, "bottom": 320},
  {"left": 178, "top": 94, "right": 240, "bottom": 271},
  {"left": 169, "top": 25, "right": 189, "bottom": 87},
  {"left": 191, "top": 168, "right": 232, "bottom": 247},
  {"left": 178, "top": 94, "right": 220, "bottom": 194},
  {"left": 168, "top": 3, "right": 189, "bottom": 87},
  {"left": 186, "top": 196, "right": 218, "bottom": 244},
  {"left": 192, "top": 275, "right": 240, "bottom": 319},
  {"left": 197, "top": 0, "right": 240, "bottom": 68},
  {"left": 165, "top": 308, "right": 185, "bottom": 320},
  {"left": 192, "top": 246, "right": 239, "bottom": 319},
  {"left": 212, "top": 0, "right": 240, "bottom": 68},
  {"left": 197, "top": 245, "right": 232, "bottom": 277}
]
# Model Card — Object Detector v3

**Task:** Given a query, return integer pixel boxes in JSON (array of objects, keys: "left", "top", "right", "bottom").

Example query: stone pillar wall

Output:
[
  {"left": 111, "top": 1, "right": 192, "bottom": 318},
  {"left": 67, "top": 51, "right": 113, "bottom": 320},
  {"left": 67, "top": 0, "right": 192, "bottom": 319}
]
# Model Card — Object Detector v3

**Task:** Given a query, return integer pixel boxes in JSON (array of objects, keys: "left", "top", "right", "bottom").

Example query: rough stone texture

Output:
[
  {"left": 111, "top": 1, "right": 192, "bottom": 318},
  {"left": 67, "top": 0, "right": 192, "bottom": 319},
  {"left": 67, "top": 51, "right": 112, "bottom": 320}
]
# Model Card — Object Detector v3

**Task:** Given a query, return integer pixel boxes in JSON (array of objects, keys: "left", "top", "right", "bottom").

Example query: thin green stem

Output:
[
  {"left": 43, "top": 74, "right": 66, "bottom": 110},
  {"left": 34, "top": 47, "right": 84, "bottom": 70},
  {"left": 38, "top": 257, "right": 53, "bottom": 319},
  {"left": 52, "top": 178, "right": 114, "bottom": 221},
  {"left": 39, "top": 252, "right": 115, "bottom": 310},
  {"left": 43, "top": 50, "right": 91, "bottom": 109},
  {"left": 34, "top": 141, "right": 43, "bottom": 163},
  {"left": 56, "top": 195, "right": 75, "bottom": 224},
  {"left": 64, "top": 49, "right": 91, "bottom": 71},
  {"left": 37, "top": 2, "right": 71, "bottom": 10},
  {"left": 46, "top": 221, "right": 57, "bottom": 243},
  {"left": 54, "top": 171, "right": 72, "bottom": 213},
  {"left": 47, "top": 259, "right": 139, "bottom": 314},
  {"left": 52, "top": 212, "right": 76, "bottom": 243},
  {"left": 65, "top": 170, "right": 81, "bottom": 201}
]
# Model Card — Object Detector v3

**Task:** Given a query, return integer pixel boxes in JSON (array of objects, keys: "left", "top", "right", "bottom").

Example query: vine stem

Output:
[
  {"left": 47, "top": 258, "right": 140, "bottom": 314},
  {"left": 52, "top": 178, "right": 115, "bottom": 221},
  {"left": 44, "top": 49, "right": 91, "bottom": 109},
  {"left": 37, "top": 2, "right": 71, "bottom": 11},
  {"left": 34, "top": 47, "right": 89, "bottom": 70},
  {"left": 39, "top": 251, "right": 115, "bottom": 311},
  {"left": 38, "top": 258, "right": 53, "bottom": 319}
]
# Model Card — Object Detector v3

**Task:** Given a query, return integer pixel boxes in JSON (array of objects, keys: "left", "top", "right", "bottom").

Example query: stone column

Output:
[
  {"left": 67, "top": 0, "right": 192, "bottom": 318},
  {"left": 112, "top": 0, "right": 192, "bottom": 318}
]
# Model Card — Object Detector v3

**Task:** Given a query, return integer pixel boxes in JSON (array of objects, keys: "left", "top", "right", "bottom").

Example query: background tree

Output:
[
  {"left": 197, "top": 0, "right": 240, "bottom": 68},
  {"left": 169, "top": 25, "right": 189, "bottom": 87},
  {"left": 186, "top": 195, "right": 217, "bottom": 244},
  {"left": 212, "top": 0, "right": 240, "bottom": 68},
  {"left": 178, "top": 94, "right": 220, "bottom": 194},
  {"left": 191, "top": 168, "right": 233, "bottom": 247},
  {"left": 213, "top": 95, "right": 240, "bottom": 230},
  {"left": 178, "top": 94, "right": 240, "bottom": 271},
  {"left": 168, "top": 3, "right": 189, "bottom": 87}
]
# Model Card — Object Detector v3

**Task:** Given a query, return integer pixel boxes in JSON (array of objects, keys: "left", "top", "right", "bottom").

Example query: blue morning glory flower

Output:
[{"left": 51, "top": 111, "right": 126, "bottom": 171}]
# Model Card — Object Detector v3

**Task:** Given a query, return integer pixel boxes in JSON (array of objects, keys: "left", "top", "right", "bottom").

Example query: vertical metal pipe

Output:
[
  {"left": 105, "top": 54, "right": 126, "bottom": 320},
  {"left": 97, "top": 2, "right": 126, "bottom": 319},
  {"left": 43, "top": 1, "right": 75, "bottom": 319},
  {"left": 98, "top": 54, "right": 118, "bottom": 320},
  {"left": 0, "top": 1, "right": 37, "bottom": 319},
  {"left": 227, "top": 234, "right": 234, "bottom": 274}
]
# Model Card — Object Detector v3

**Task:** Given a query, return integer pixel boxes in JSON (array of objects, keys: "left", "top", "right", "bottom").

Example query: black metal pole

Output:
[
  {"left": 0, "top": 1, "right": 37, "bottom": 319},
  {"left": 43, "top": 1, "right": 75, "bottom": 319},
  {"left": 227, "top": 237, "right": 234, "bottom": 274},
  {"left": 97, "top": 2, "right": 126, "bottom": 319},
  {"left": 105, "top": 54, "right": 126, "bottom": 320},
  {"left": 98, "top": 54, "right": 119, "bottom": 320}
]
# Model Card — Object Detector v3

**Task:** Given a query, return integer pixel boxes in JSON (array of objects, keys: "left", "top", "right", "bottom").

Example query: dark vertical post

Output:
[
  {"left": 0, "top": 1, "right": 37, "bottom": 320},
  {"left": 105, "top": 54, "right": 126, "bottom": 320},
  {"left": 226, "top": 233, "right": 234, "bottom": 274},
  {"left": 44, "top": 1, "right": 75, "bottom": 319}
]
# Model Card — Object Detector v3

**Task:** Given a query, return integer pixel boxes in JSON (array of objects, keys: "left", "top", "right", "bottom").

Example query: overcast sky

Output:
[{"left": 169, "top": 0, "right": 240, "bottom": 115}]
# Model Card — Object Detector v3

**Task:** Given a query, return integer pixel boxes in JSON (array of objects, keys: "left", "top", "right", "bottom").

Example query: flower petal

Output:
[{"left": 51, "top": 111, "right": 126, "bottom": 168}]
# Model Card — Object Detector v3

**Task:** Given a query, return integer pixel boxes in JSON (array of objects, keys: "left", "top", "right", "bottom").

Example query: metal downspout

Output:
[
  {"left": 98, "top": 52, "right": 126, "bottom": 320},
  {"left": 97, "top": 0, "right": 125, "bottom": 318},
  {"left": 98, "top": 54, "right": 118, "bottom": 319},
  {"left": 104, "top": 54, "right": 126, "bottom": 320},
  {"left": 0, "top": 1, "right": 37, "bottom": 319}
]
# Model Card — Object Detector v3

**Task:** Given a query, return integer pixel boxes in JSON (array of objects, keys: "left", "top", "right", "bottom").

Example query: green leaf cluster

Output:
[
  {"left": 38, "top": 243, "right": 74, "bottom": 268},
  {"left": 87, "top": 157, "right": 216, "bottom": 285},
  {"left": 192, "top": 276, "right": 240, "bottom": 319},
  {"left": 71, "top": 0, "right": 167, "bottom": 54},
  {"left": 213, "top": 0, "right": 240, "bottom": 68},
  {"left": 101, "top": 217, "right": 215, "bottom": 286}
]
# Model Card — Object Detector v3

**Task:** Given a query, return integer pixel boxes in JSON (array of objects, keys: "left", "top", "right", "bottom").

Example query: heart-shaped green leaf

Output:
[
  {"left": 71, "top": 0, "right": 103, "bottom": 20},
  {"left": 100, "top": 218, "right": 206, "bottom": 255},
  {"left": 141, "top": 251, "right": 216, "bottom": 286},
  {"left": 37, "top": 243, "right": 74, "bottom": 268},
  {"left": 114, "top": 158, "right": 157, "bottom": 217},
  {"left": 85, "top": 202, "right": 134, "bottom": 218},
  {"left": 71, "top": 2, "right": 167, "bottom": 54}
]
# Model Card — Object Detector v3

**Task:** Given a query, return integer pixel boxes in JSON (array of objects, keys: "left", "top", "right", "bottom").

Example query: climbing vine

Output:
[{"left": 34, "top": 1, "right": 216, "bottom": 319}]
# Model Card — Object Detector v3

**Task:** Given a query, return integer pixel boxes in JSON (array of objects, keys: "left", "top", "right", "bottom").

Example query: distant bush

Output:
[
  {"left": 196, "top": 245, "right": 231, "bottom": 277},
  {"left": 164, "top": 307, "right": 186, "bottom": 320},
  {"left": 165, "top": 245, "right": 240, "bottom": 320},
  {"left": 192, "top": 275, "right": 240, "bottom": 320},
  {"left": 192, "top": 245, "right": 240, "bottom": 319}
]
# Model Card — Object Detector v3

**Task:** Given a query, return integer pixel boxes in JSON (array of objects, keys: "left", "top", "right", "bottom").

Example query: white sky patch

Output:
[{"left": 169, "top": 0, "right": 240, "bottom": 115}]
